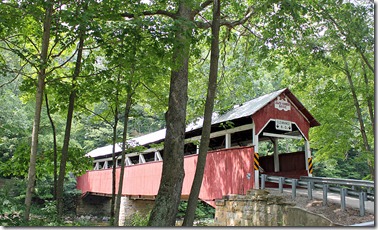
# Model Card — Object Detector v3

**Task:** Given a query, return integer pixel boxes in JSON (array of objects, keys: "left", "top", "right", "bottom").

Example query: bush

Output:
[
  {"left": 177, "top": 200, "right": 215, "bottom": 220},
  {"left": 124, "top": 211, "right": 150, "bottom": 226},
  {"left": 0, "top": 175, "right": 82, "bottom": 226}
]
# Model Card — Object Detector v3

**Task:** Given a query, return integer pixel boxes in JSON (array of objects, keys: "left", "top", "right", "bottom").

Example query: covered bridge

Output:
[{"left": 76, "top": 88, "right": 319, "bottom": 220}]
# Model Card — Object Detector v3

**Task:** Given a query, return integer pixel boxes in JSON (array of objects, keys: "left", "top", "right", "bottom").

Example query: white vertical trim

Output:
[
  {"left": 126, "top": 156, "right": 132, "bottom": 166},
  {"left": 225, "top": 133, "right": 231, "bottom": 148},
  {"left": 305, "top": 140, "right": 312, "bottom": 176},
  {"left": 103, "top": 161, "right": 108, "bottom": 169},
  {"left": 154, "top": 151, "right": 162, "bottom": 161},
  {"left": 252, "top": 122, "right": 259, "bottom": 189},
  {"left": 94, "top": 162, "right": 99, "bottom": 170},
  {"left": 255, "top": 170, "right": 260, "bottom": 189},
  {"left": 139, "top": 154, "right": 146, "bottom": 164},
  {"left": 196, "top": 145, "right": 199, "bottom": 154},
  {"left": 273, "top": 138, "right": 280, "bottom": 172}
]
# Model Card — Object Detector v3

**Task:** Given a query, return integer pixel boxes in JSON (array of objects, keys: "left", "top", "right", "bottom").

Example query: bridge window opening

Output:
[
  {"left": 184, "top": 142, "right": 197, "bottom": 155},
  {"left": 208, "top": 135, "right": 226, "bottom": 150},
  {"left": 108, "top": 160, "right": 113, "bottom": 168},
  {"left": 143, "top": 152, "right": 155, "bottom": 162},
  {"left": 129, "top": 155, "right": 139, "bottom": 165},
  {"left": 229, "top": 129, "right": 253, "bottom": 148}
]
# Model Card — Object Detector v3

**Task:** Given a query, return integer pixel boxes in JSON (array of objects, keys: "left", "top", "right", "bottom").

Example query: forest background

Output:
[{"left": 0, "top": 0, "right": 374, "bottom": 226}]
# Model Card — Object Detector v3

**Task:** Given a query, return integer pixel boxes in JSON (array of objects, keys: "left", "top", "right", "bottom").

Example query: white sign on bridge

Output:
[
  {"left": 275, "top": 119, "right": 292, "bottom": 131},
  {"left": 274, "top": 96, "right": 291, "bottom": 111}
]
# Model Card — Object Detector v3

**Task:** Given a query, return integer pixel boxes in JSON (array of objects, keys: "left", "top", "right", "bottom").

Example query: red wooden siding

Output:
[
  {"left": 77, "top": 146, "right": 255, "bottom": 206},
  {"left": 259, "top": 151, "right": 308, "bottom": 181},
  {"left": 252, "top": 92, "right": 311, "bottom": 139}
]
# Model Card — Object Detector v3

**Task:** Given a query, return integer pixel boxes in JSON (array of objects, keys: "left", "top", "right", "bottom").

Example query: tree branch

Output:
[
  {"left": 0, "top": 63, "right": 27, "bottom": 88},
  {"left": 191, "top": 0, "right": 213, "bottom": 16},
  {"left": 77, "top": 104, "right": 114, "bottom": 127},
  {"left": 46, "top": 48, "right": 78, "bottom": 76},
  {"left": 195, "top": 5, "right": 255, "bottom": 29},
  {"left": 317, "top": 3, "right": 374, "bottom": 73},
  {"left": 120, "top": 9, "right": 177, "bottom": 19}
]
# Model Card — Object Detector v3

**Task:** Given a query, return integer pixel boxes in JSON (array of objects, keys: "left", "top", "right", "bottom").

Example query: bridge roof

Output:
[{"left": 86, "top": 88, "right": 319, "bottom": 158}]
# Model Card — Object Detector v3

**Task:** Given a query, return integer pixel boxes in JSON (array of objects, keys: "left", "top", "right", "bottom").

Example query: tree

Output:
[
  {"left": 56, "top": 13, "right": 86, "bottom": 218},
  {"left": 183, "top": 0, "right": 220, "bottom": 226},
  {"left": 147, "top": 2, "right": 194, "bottom": 225},
  {"left": 253, "top": 0, "right": 374, "bottom": 179},
  {"left": 24, "top": 0, "right": 54, "bottom": 221}
]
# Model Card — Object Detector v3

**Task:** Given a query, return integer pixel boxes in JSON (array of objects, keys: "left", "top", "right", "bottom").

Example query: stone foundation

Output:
[
  {"left": 77, "top": 195, "right": 154, "bottom": 226},
  {"left": 119, "top": 196, "right": 154, "bottom": 226},
  {"left": 214, "top": 189, "right": 339, "bottom": 226}
]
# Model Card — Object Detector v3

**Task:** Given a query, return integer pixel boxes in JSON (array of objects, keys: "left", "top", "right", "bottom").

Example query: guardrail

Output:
[{"left": 260, "top": 174, "right": 375, "bottom": 217}]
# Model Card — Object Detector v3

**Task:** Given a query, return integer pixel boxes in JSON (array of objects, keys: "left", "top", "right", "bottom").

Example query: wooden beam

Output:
[{"left": 262, "top": 132, "right": 303, "bottom": 140}]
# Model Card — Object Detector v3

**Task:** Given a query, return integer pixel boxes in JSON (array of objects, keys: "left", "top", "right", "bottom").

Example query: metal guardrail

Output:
[
  {"left": 300, "top": 176, "right": 374, "bottom": 189},
  {"left": 260, "top": 174, "right": 375, "bottom": 218},
  {"left": 350, "top": 221, "right": 375, "bottom": 227}
]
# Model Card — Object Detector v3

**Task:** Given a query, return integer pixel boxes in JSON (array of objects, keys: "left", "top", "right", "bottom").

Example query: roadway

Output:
[{"left": 269, "top": 187, "right": 374, "bottom": 213}]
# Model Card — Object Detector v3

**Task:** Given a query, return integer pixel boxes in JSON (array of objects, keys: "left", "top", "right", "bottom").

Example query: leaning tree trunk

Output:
[
  {"left": 342, "top": 55, "right": 373, "bottom": 180},
  {"left": 24, "top": 1, "right": 53, "bottom": 221},
  {"left": 45, "top": 93, "right": 58, "bottom": 199},
  {"left": 362, "top": 64, "right": 374, "bottom": 131},
  {"left": 147, "top": 3, "right": 193, "bottom": 227},
  {"left": 56, "top": 29, "right": 85, "bottom": 218},
  {"left": 183, "top": 0, "right": 221, "bottom": 226}
]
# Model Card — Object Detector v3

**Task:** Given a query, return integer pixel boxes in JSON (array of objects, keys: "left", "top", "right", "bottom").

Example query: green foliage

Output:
[
  {"left": 0, "top": 178, "right": 25, "bottom": 226},
  {"left": 62, "top": 175, "right": 82, "bottom": 215},
  {"left": 124, "top": 211, "right": 151, "bottom": 226},
  {"left": 0, "top": 175, "right": 84, "bottom": 226},
  {"left": 177, "top": 201, "right": 215, "bottom": 220},
  {"left": 0, "top": 1, "right": 374, "bottom": 226}
]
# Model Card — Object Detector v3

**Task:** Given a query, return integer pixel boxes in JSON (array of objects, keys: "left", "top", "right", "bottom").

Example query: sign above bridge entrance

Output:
[{"left": 275, "top": 119, "right": 292, "bottom": 131}]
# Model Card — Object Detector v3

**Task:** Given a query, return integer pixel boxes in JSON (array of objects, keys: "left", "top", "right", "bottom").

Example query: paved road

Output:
[{"left": 269, "top": 187, "right": 375, "bottom": 214}]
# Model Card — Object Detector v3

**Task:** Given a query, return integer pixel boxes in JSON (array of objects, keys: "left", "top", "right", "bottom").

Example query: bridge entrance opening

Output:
[{"left": 257, "top": 120, "right": 308, "bottom": 187}]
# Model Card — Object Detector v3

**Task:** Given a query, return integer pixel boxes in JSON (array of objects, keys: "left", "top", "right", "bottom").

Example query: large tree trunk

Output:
[
  {"left": 45, "top": 93, "right": 58, "bottom": 199},
  {"left": 147, "top": 3, "right": 193, "bottom": 227},
  {"left": 182, "top": 0, "right": 220, "bottom": 226},
  {"left": 114, "top": 85, "right": 133, "bottom": 226},
  {"left": 56, "top": 29, "right": 85, "bottom": 218},
  {"left": 24, "top": 1, "right": 53, "bottom": 221}
]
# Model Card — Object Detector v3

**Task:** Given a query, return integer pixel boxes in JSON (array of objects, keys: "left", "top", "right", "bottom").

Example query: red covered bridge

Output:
[{"left": 76, "top": 88, "right": 319, "bottom": 219}]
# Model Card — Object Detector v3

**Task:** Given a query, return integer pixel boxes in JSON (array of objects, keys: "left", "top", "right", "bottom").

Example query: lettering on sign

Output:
[
  {"left": 275, "top": 119, "right": 292, "bottom": 131},
  {"left": 274, "top": 96, "right": 291, "bottom": 111}
]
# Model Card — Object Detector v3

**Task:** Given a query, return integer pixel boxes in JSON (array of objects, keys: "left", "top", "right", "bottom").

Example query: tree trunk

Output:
[
  {"left": 45, "top": 93, "right": 58, "bottom": 200},
  {"left": 182, "top": 0, "right": 221, "bottom": 226},
  {"left": 147, "top": 3, "right": 193, "bottom": 227},
  {"left": 362, "top": 64, "right": 374, "bottom": 131},
  {"left": 342, "top": 55, "right": 373, "bottom": 180},
  {"left": 56, "top": 29, "right": 85, "bottom": 218},
  {"left": 110, "top": 76, "right": 120, "bottom": 225},
  {"left": 24, "top": 1, "right": 53, "bottom": 221},
  {"left": 114, "top": 86, "right": 133, "bottom": 226}
]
